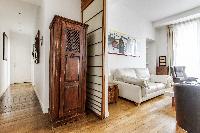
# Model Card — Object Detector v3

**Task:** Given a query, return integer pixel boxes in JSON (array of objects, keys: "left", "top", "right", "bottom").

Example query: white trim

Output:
[
  {"left": 153, "top": 6, "right": 200, "bottom": 27},
  {"left": 104, "top": 0, "right": 109, "bottom": 119},
  {"left": 33, "top": 85, "right": 48, "bottom": 113}
]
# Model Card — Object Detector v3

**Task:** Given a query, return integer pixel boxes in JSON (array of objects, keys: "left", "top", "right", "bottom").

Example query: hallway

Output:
[{"left": 0, "top": 84, "right": 51, "bottom": 132}]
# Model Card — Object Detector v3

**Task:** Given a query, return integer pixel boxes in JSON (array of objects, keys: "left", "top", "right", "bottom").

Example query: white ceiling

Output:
[
  {"left": 20, "top": 0, "right": 41, "bottom": 6},
  {"left": 0, "top": 0, "right": 39, "bottom": 35},
  {"left": 109, "top": 0, "right": 200, "bottom": 22},
  {"left": 2, "top": 0, "right": 200, "bottom": 35}
]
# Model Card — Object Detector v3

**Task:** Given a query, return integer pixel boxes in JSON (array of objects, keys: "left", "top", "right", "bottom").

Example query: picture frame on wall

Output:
[
  {"left": 32, "top": 30, "right": 40, "bottom": 64},
  {"left": 3, "top": 32, "right": 8, "bottom": 61},
  {"left": 159, "top": 56, "right": 167, "bottom": 66},
  {"left": 108, "top": 29, "right": 140, "bottom": 57}
]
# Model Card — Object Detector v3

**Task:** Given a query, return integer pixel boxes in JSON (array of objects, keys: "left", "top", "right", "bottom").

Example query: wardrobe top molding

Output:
[
  {"left": 49, "top": 15, "right": 89, "bottom": 29},
  {"left": 81, "top": 0, "right": 94, "bottom": 11}
]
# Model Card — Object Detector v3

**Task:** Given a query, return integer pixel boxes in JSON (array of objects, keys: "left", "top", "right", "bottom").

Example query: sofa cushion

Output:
[
  {"left": 135, "top": 68, "right": 150, "bottom": 80},
  {"left": 146, "top": 82, "right": 166, "bottom": 94},
  {"left": 176, "top": 72, "right": 184, "bottom": 78},
  {"left": 174, "top": 66, "right": 187, "bottom": 78},
  {"left": 114, "top": 68, "right": 137, "bottom": 81},
  {"left": 122, "top": 76, "right": 148, "bottom": 87}
]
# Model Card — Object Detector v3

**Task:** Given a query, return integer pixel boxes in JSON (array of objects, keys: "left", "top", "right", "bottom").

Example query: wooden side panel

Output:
[
  {"left": 49, "top": 19, "right": 62, "bottom": 120},
  {"left": 82, "top": 0, "right": 105, "bottom": 117}
]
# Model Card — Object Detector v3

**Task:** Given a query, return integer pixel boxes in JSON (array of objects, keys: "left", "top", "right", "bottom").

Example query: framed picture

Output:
[
  {"left": 3, "top": 32, "right": 8, "bottom": 61},
  {"left": 32, "top": 30, "right": 40, "bottom": 64},
  {"left": 108, "top": 29, "right": 139, "bottom": 57},
  {"left": 159, "top": 56, "right": 167, "bottom": 66}
]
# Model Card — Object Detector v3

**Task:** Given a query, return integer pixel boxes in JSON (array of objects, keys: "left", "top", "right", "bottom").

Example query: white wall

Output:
[
  {"left": 146, "top": 40, "right": 157, "bottom": 74},
  {"left": 155, "top": 27, "right": 168, "bottom": 66},
  {"left": 33, "top": 2, "right": 46, "bottom": 113},
  {"left": 10, "top": 32, "right": 32, "bottom": 84},
  {"left": 108, "top": 0, "right": 155, "bottom": 39},
  {"left": 34, "top": 0, "right": 81, "bottom": 113},
  {"left": 107, "top": 0, "right": 155, "bottom": 72},
  {"left": 145, "top": 26, "right": 168, "bottom": 74}
]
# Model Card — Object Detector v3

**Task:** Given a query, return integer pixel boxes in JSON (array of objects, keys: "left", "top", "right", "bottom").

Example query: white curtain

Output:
[
  {"left": 167, "top": 26, "right": 174, "bottom": 75},
  {"left": 173, "top": 19, "right": 200, "bottom": 78}
]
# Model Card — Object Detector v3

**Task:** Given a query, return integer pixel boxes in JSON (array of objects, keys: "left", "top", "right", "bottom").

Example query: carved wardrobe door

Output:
[
  {"left": 59, "top": 22, "right": 86, "bottom": 117},
  {"left": 49, "top": 16, "right": 87, "bottom": 123}
]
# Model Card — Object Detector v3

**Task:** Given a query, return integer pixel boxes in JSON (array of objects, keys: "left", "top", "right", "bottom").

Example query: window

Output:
[{"left": 173, "top": 20, "right": 200, "bottom": 78}]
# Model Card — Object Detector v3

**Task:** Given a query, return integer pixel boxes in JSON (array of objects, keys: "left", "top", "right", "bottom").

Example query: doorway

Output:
[{"left": 10, "top": 32, "right": 32, "bottom": 84}]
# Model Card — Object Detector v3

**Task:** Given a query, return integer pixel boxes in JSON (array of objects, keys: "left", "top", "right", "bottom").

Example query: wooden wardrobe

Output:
[{"left": 49, "top": 15, "right": 88, "bottom": 123}]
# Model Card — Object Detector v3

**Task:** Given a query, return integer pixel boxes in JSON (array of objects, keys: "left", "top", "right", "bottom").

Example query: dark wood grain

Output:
[
  {"left": 81, "top": 0, "right": 94, "bottom": 11},
  {"left": 108, "top": 84, "right": 119, "bottom": 104},
  {"left": 49, "top": 15, "right": 88, "bottom": 124},
  {"left": 156, "top": 66, "right": 169, "bottom": 75},
  {"left": 49, "top": 18, "right": 62, "bottom": 121}
]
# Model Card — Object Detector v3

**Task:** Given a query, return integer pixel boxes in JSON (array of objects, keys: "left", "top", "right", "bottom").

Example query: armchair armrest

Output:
[
  {"left": 186, "top": 77, "right": 198, "bottom": 82},
  {"left": 173, "top": 77, "right": 181, "bottom": 83},
  {"left": 150, "top": 75, "right": 173, "bottom": 88}
]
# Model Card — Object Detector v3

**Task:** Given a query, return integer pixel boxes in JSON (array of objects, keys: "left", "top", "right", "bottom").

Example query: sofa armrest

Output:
[
  {"left": 113, "top": 80, "right": 144, "bottom": 103},
  {"left": 150, "top": 75, "right": 173, "bottom": 88}
]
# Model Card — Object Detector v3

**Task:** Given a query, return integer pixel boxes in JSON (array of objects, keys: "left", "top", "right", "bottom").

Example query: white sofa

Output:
[{"left": 111, "top": 68, "right": 173, "bottom": 105}]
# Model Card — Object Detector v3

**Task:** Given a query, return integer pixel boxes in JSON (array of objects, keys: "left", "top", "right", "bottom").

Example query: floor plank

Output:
[{"left": 0, "top": 84, "right": 186, "bottom": 133}]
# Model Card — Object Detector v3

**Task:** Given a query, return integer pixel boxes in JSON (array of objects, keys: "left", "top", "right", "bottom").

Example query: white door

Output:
[{"left": 10, "top": 33, "right": 31, "bottom": 84}]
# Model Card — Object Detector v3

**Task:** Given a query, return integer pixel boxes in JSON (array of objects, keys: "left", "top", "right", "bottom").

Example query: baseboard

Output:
[
  {"left": 0, "top": 87, "right": 8, "bottom": 98},
  {"left": 33, "top": 85, "right": 49, "bottom": 114}
]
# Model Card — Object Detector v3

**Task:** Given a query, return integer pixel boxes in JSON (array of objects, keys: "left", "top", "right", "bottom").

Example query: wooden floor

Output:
[{"left": 0, "top": 84, "right": 186, "bottom": 133}]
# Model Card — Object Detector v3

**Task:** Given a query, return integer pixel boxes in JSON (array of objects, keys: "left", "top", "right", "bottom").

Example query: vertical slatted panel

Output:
[{"left": 82, "top": 0, "right": 104, "bottom": 117}]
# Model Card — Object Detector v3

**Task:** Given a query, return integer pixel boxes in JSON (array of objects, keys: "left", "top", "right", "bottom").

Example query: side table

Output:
[
  {"left": 165, "top": 89, "right": 175, "bottom": 107},
  {"left": 108, "top": 83, "right": 119, "bottom": 104}
]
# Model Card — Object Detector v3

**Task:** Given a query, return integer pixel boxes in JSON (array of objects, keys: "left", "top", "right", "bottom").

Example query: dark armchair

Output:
[
  {"left": 174, "top": 84, "right": 200, "bottom": 133},
  {"left": 170, "top": 66, "right": 197, "bottom": 83}
]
